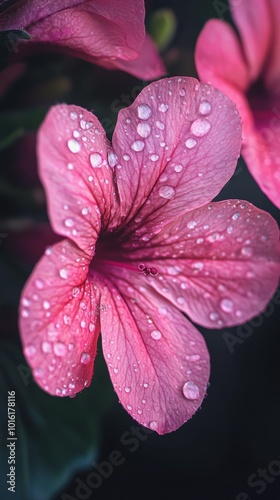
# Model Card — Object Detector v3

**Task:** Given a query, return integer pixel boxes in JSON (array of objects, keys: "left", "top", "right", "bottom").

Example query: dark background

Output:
[{"left": 1, "top": 1, "right": 280, "bottom": 500}]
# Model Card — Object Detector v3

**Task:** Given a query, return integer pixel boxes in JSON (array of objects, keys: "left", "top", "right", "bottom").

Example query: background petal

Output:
[
  {"left": 121, "top": 200, "right": 280, "bottom": 329},
  {"left": 100, "top": 272, "right": 210, "bottom": 435},
  {"left": 19, "top": 239, "right": 101, "bottom": 397},
  {"left": 38, "top": 104, "right": 120, "bottom": 255},
  {"left": 112, "top": 77, "right": 242, "bottom": 238},
  {"left": 229, "top": 0, "right": 271, "bottom": 81}
]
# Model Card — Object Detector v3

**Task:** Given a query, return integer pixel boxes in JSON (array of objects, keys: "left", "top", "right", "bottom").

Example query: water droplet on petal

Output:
[
  {"left": 190, "top": 119, "right": 211, "bottom": 137},
  {"left": 80, "top": 352, "right": 91, "bottom": 364},
  {"left": 159, "top": 185, "right": 175, "bottom": 199},
  {"left": 158, "top": 103, "right": 169, "bottom": 113},
  {"left": 64, "top": 218, "right": 74, "bottom": 227},
  {"left": 177, "top": 296, "right": 185, "bottom": 305},
  {"left": 108, "top": 151, "right": 118, "bottom": 167},
  {"left": 137, "top": 122, "right": 151, "bottom": 138},
  {"left": 70, "top": 111, "right": 78, "bottom": 120},
  {"left": 124, "top": 387, "right": 131, "bottom": 393},
  {"left": 187, "top": 220, "right": 197, "bottom": 229},
  {"left": 183, "top": 381, "right": 200, "bottom": 400},
  {"left": 42, "top": 341, "right": 52, "bottom": 353},
  {"left": 54, "top": 342, "right": 67, "bottom": 356},
  {"left": 151, "top": 330, "right": 162, "bottom": 340},
  {"left": 174, "top": 164, "right": 183, "bottom": 172},
  {"left": 185, "top": 138, "right": 197, "bottom": 149},
  {"left": 156, "top": 120, "right": 165, "bottom": 130},
  {"left": 25, "top": 345, "right": 36, "bottom": 357},
  {"left": 149, "top": 154, "right": 159, "bottom": 162},
  {"left": 131, "top": 140, "right": 145, "bottom": 152},
  {"left": 90, "top": 152, "right": 102, "bottom": 168},
  {"left": 67, "top": 138, "right": 81, "bottom": 153},
  {"left": 199, "top": 101, "right": 212, "bottom": 115},
  {"left": 241, "top": 246, "right": 253, "bottom": 256},
  {"left": 149, "top": 421, "right": 158, "bottom": 430},
  {"left": 35, "top": 279, "right": 44, "bottom": 289},
  {"left": 220, "top": 298, "right": 233, "bottom": 313},
  {"left": 43, "top": 300, "right": 50, "bottom": 310},
  {"left": 59, "top": 268, "right": 68, "bottom": 279},
  {"left": 232, "top": 212, "right": 240, "bottom": 220},
  {"left": 179, "top": 88, "right": 186, "bottom": 96},
  {"left": 72, "top": 287, "right": 80, "bottom": 297},
  {"left": 209, "top": 312, "right": 218, "bottom": 321},
  {"left": 137, "top": 104, "right": 152, "bottom": 119}
]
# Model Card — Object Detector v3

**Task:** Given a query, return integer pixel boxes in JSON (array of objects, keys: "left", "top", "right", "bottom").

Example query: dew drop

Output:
[
  {"left": 190, "top": 119, "right": 211, "bottom": 137},
  {"left": 156, "top": 120, "right": 165, "bottom": 130},
  {"left": 149, "top": 421, "right": 158, "bottom": 430},
  {"left": 179, "top": 88, "right": 186, "bottom": 96},
  {"left": 185, "top": 138, "right": 197, "bottom": 149},
  {"left": 220, "top": 298, "right": 233, "bottom": 313},
  {"left": 177, "top": 296, "right": 185, "bottom": 305},
  {"left": 108, "top": 151, "right": 118, "bottom": 167},
  {"left": 209, "top": 312, "right": 218, "bottom": 321},
  {"left": 72, "top": 287, "right": 80, "bottom": 297},
  {"left": 187, "top": 220, "right": 197, "bottom": 229},
  {"left": 21, "top": 309, "right": 29, "bottom": 318},
  {"left": 159, "top": 185, "right": 175, "bottom": 199},
  {"left": 183, "top": 381, "right": 200, "bottom": 400},
  {"left": 35, "top": 279, "right": 44, "bottom": 289},
  {"left": 59, "top": 268, "right": 68, "bottom": 279},
  {"left": 90, "top": 152, "right": 102, "bottom": 168},
  {"left": 199, "top": 101, "right": 212, "bottom": 115},
  {"left": 42, "top": 341, "right": 52, "bottom": 353},
  {"left": 131, "top": 140, "right": 145, "bottom": 152},
  {"left": 124, "top": 387, "right": 131, "bottom": 393},
  {"left": 158, "top": 103, "right": 169, "bottom": 113},
  {"left": 137, "top": 104, "right": 152, "bottom": 119},
  {"left": 232, "top": 212, "right": 240, "bottom": 220},
  {"left": 80, "top": 352, "right": 91, "bottom": 364},
  {"left": 54, "top": 342, "right": 67, "bottom": 357},
  {"left": 123, "top": 154, "right": 130, "bottom": 161},
  {"left": 137, "top": 122, "right": 151, "bottom": 138},
  {"left": 241, "top": 246, "right": 253, "bottom": 256},
  {"left": 67, "top": 138, "right": 81, "bottom": 153},
  {"left": 70, "top": 111, "right": 78, "bottom": 120},
  {"left": 64, "top": 218, "right": 74, "bottom": 228},
  {"left": 191, "top": 262, "right": 204, "bottom": 271},
  {"left": 149, "top": 154, "right": 159, "bottom": 162},
  {"left": 43, "top": 300, "right": 50, "bottom": 310},
  {"left": 151, "top": 330, "right": 162, "bottom": 340},
  {"left": 174, "top": 164, "right": 183, "bottom": 172},
  {"left": 69, "top": 382, "right": 76, "bottom": 389},
  {"left": 25, "top": 345, "right": 36, "bottom": 357}
]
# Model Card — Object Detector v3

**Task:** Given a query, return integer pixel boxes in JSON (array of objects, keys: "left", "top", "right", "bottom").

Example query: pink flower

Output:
[
  {"left": 19, "top": 77, "right": 280, "bottom": 434},
  {"left": 0, "top": 0, "right": 165, "bottom": 80},
  {"left": 195, "top": 0, "right": 280, "bottom": 208}
]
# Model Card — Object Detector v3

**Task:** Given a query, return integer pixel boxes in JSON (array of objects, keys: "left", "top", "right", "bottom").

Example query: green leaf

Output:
[
  {"left": 148, "top": 9, "right": 177, "bottom": 51},
  {"left": 0, "top": 339, "right": 114, "bottom": 500}
]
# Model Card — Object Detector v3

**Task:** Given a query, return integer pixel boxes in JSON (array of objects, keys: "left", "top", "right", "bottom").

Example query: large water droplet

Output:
[
  {"left": 220, "top": 298, "right": 233, "bottom": 313},
  {"left": 67, "top": 138, "right": 81, "bottom": 153},
  {"left": 137, "top": 122, "right": 151, "bottom": 138},
  {"left": 137, "top": 104, "right": 152, "bottom": 120},
  {"left": 158, "top": 103, "right": 169, "bottom": 113},
  {"left": 159, "top": 185, "right": 175, "bottom": 199},
  {"left": 54, "top": 342, "right": 67, "bottom": 356},
  {"left": 151, "top": 330, "right": 162, "bottom": 340},
  {"left": 108, "top": 151, "right": 118, "bottom": 167},
  {"left": 131, "top": 140, "right": 145, "bottom": 152},
  {"left": 199, "top": 101, "right": 212, "bottom": 115},
  {"left": 80, "top": 352, "right": 91, "bottom": 364},
  {"left": 149, "top": 154, "right": 159, "bottom": 162},
  {"left": 183, "top": 381, "right": 200, "bottom": 400},
  {"left": 90, "top": 152, "right": 102, "bottom": 168},
  {"left": 42, "top": 341, "right": 52, "bottom": 353},
  {"left": 190, "top": 119, "right": 211, "bottom": 137}
]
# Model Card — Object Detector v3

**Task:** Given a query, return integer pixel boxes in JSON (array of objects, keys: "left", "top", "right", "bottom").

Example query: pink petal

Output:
[
  {"left": 1, "top": 0, "right": 145, "bottom": 55},
  {"left": 38, "top": 104, "right": 120, "bottom": 255},
  {"left": 100, "top": 272, "right": 210, "bottom": 434},
  {"left": 264, "top": 0, "right": 280, "bottom": 93},
  {"left": 195, "top": 19, "right": 249, "bottom": 91},
  {"left": 229, "top": 0, "right": 271, "bottom": 81},
  {"left": 19, "top": 239, "right": 101, "bottom": 397},
  {"left": 126, "top": 200, "right": 280, "bottom": 329},
  {"left": 112, "top": 76, "right": 242, "bottom": 232},
  {"left": 7, "top": 223, "right": 61, "bottom": 265},
  {"left": 102, "top": 34, "right": 166, "bottom": 80}
]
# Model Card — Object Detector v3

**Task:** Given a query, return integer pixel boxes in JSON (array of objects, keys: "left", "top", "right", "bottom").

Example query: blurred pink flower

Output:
[
  {"left": 0, "top": 0, "right": 165, "bottom": 80},
  {"left": 19, "top": 77, "right": 280, "bottom": 434},
  {"left": 195, "top": 0, "right": 280, "bottom": 208}
]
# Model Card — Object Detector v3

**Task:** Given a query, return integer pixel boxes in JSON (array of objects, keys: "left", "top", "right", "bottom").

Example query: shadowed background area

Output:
[{"left": 0, "top": 1, "right": 280, "bottom": 499}]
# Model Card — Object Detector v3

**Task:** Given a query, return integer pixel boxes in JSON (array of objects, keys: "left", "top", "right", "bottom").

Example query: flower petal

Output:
[
  {"left": 38, "top": 104, "right": 120, "bottom": 255},
  {"left": 100, "top": 272, "right": 210, "bottom": 434},
  {"left": 19, "top": 239, "right": 101, "bottom": 397},
  {"left": 112, "top": 76, "right": 242, "bottom": 234},
  {"left": 126, "top": 200, "right": 280, "bottom": 329},
  {"left": 195, "top": 19, "right": 249, "bottom": 91},
  {"left": 264, "top": 0, "right": 280, "bottom": 93},
  {"left": 229, "top": 0, "right": 271, "bottom": 81}
]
